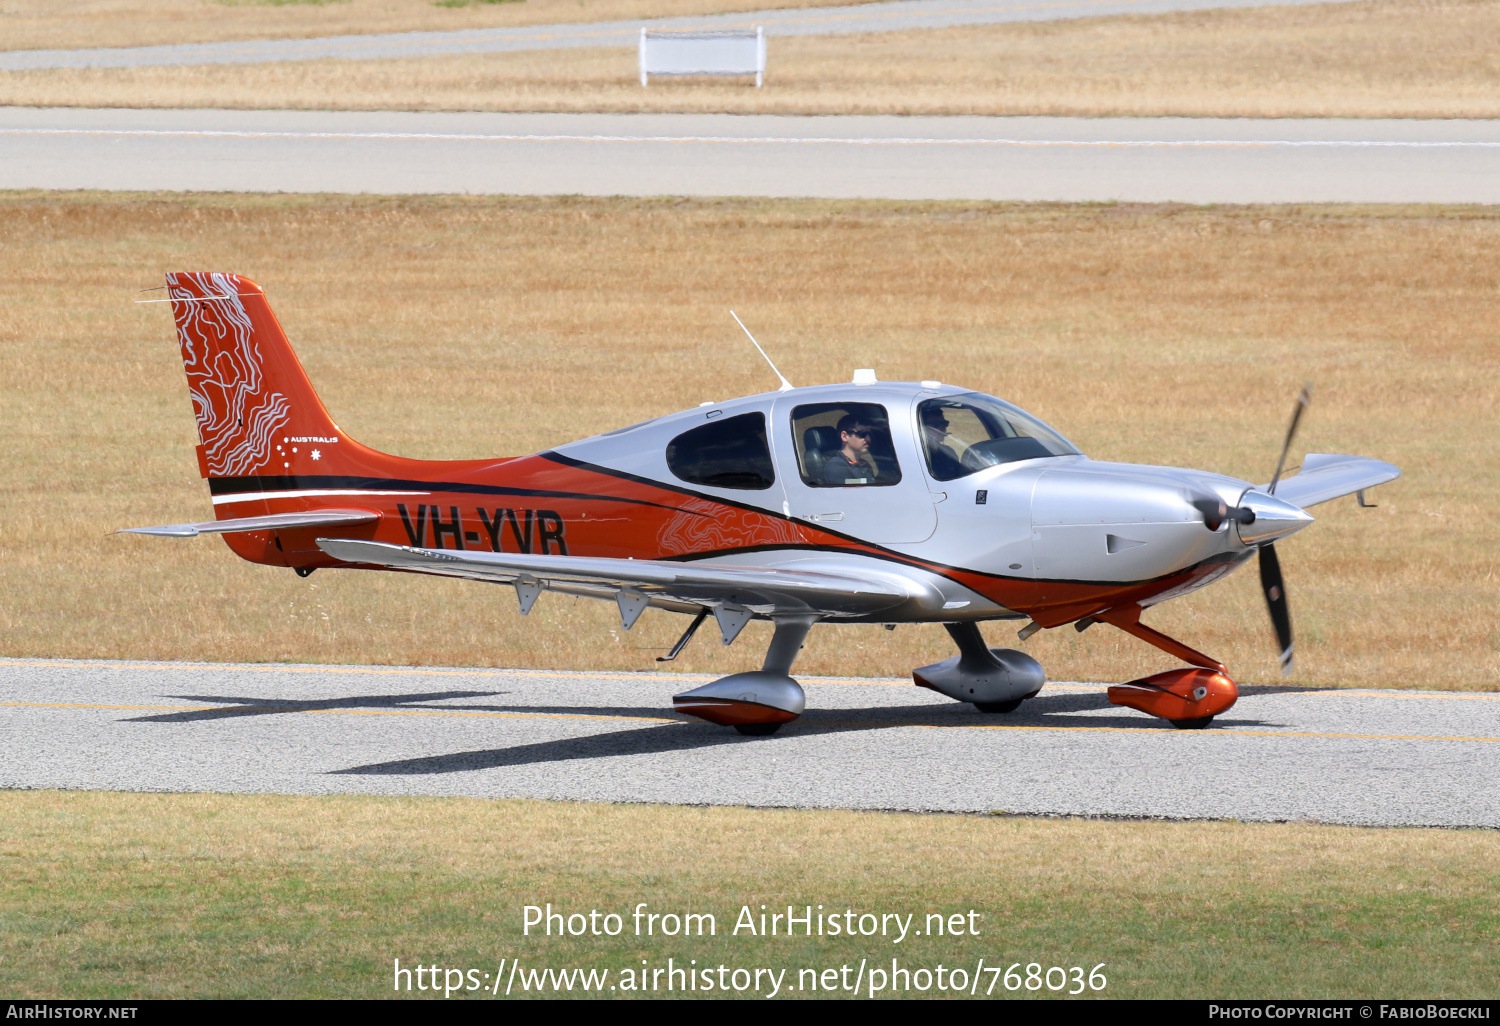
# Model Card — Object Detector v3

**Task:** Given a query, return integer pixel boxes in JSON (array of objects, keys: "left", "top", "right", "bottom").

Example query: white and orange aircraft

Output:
[{"left": 127, "top": 273, "right": 1400, "bottom": 735}]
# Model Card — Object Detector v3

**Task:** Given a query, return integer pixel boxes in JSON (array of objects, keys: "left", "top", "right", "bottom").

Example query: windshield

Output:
[{"left": 918, "top": 393, "right": 1080, "bottom": 481}]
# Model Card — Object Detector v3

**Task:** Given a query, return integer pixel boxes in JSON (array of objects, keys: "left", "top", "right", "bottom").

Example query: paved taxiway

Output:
[
  {"left": 6, "top": 108, "right": 1499, "bottom": 203},
  {"left": 3, "top": 658, "right": 1495, "bottom": 827},
  {"left": 2, "top": 0, "right": 1373, "bottom": 71}
]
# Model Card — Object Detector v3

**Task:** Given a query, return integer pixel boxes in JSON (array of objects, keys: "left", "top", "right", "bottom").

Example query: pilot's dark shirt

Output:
[
  {"left": 817, "top": 452, "right": 875, "bottom": 486},
  {"left": 925, "top": 441, "right": 965, "bottom": 481}
]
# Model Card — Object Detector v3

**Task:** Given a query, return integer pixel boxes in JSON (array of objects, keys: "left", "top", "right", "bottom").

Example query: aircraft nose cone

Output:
[{"left": 1235, "top": 490, "right": 1314, "bottom": 545}]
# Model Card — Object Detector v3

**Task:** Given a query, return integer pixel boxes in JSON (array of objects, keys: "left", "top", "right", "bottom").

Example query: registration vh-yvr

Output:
[{"left": 127, "top": 273, "right": 1400, "bottom": 734}]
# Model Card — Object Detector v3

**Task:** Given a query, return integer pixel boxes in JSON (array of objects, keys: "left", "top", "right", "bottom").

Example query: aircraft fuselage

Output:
[{"left": 211, "top": 381, "right": 1308, "bottom": 631}]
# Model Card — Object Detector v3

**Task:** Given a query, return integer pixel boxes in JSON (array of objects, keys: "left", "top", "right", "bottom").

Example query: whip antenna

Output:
[{"left": 731, "top": 310, "right": 793, "bottom": 392}]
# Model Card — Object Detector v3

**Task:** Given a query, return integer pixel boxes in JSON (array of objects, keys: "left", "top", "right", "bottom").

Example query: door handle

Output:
[{"left": 808, "top": 512, "right": 845, "bottom": 523}]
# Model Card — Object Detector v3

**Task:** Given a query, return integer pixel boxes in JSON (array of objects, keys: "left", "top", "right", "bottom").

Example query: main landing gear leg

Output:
[
  {"left": 671, "top": 615, "right": 815, "bottom": 736},
  {"left": 912, "top": 622, "right": 1046, "bottom": 712}
]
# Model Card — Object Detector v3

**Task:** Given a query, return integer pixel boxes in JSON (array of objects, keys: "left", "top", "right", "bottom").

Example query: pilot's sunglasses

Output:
[{"left": 850, "top": 429, "right": 874, "bottom": 438}]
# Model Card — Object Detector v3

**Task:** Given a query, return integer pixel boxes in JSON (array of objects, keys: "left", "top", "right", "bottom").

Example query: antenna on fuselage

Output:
[{"left": 730, "top": 310, "right": 794, "bottom": 392}]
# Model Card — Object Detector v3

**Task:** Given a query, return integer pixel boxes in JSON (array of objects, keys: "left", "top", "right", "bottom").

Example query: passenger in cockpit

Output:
[{"left": 816, "top": 414, "right": 879, "bottom": 486}]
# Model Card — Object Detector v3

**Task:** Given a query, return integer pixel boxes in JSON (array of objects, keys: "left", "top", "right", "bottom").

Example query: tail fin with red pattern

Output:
[{"left": 165, "top": 271, "right": 342, "bottom": 479}]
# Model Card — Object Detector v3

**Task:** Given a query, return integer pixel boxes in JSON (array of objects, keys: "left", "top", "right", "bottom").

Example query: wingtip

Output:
[{"left": 116, "top": 525, "right": 198, "bottom": 538}]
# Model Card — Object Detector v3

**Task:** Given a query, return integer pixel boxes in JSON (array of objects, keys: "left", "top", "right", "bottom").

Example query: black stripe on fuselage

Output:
[
  {"left": 540, "top": 452, "right": 1251, "bottom": 590},
  {"left": 207, "top": 474, "right": 707, "bottom": 517}
]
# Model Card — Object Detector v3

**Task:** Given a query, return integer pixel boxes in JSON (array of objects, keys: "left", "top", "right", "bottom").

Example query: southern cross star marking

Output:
[{"left": 311, "top": 449, "right": 321, "bottom": 461}]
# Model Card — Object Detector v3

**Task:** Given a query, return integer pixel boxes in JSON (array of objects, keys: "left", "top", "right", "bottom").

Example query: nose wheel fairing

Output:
[{"left": 1108, "top": 667, "right": 1239, "bottom": 727}]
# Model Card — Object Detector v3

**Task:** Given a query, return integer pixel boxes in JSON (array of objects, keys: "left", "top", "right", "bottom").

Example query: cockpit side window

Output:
[
  {"left": 666, "top": 412, "right": 775, "bottom": 490},
  {"left": 918, "top": 393, "right": 1079, "bottom": 481},
  {"left": 791, "top": 402, "right": 902, "bottom": 487}
]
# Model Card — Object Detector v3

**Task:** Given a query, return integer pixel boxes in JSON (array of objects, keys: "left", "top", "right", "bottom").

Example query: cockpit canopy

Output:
[
  {"left": 918, "top": 393, "right": 1079, "bottom": 481},
  {"left": 656, "top": 387, "right": 1079, "bottom": 492}
]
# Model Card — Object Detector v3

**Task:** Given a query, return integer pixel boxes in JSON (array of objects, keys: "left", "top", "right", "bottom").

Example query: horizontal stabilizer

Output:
[
  {"left": 120, "top": 509, "right": 379, "bottom": 538},
  {"left": 1263, "top": 454, "right": 1401, "bottom": 509},
  {"left": 317, "top": 539, "right": 926, "bottom": 618}
]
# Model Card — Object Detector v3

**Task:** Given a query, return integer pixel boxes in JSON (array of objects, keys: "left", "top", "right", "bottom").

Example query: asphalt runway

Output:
[
  {"left": 2, "top": 657, "right": 1496, "bottom": 827},
  {"left": 6, "top": 108, "right": 1500, "bottom": 203},
  {"left": 2, "top": 0, "right": 1372, "bottom": 71}
]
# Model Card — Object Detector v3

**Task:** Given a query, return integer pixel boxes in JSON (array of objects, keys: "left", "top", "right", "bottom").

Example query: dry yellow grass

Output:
[
  {"left": 5, "top": 0, "right": 1499, "bottom": 118},
  {"left": 1, "top": 192, "right": 1497, "bottom": 689},
  {"left": 3, "top": 790, "right": 1497, "bottom": 997},
  {"left": 0, "top": 0, "right": 866, "bottom": 52}
]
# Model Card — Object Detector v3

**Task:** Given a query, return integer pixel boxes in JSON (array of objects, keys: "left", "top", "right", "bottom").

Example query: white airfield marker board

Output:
[{"left": 640, "top": 27, "right": 766, "bottom": 87}]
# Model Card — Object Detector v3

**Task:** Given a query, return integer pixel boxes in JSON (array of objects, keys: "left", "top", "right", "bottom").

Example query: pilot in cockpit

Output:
[
  {"left": 816, "top": 414, "right": 879, "bottom": 486},
  {"left": 921, "top": 404, "right": 965, "bottom": 480}
]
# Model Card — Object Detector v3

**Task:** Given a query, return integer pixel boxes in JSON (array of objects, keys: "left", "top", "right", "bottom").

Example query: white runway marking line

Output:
[{"left": 4, "top": 128, "right": 1497, "bottom": 149}]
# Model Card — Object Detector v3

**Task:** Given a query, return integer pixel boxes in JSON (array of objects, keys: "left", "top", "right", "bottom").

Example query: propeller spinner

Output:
[{"left": 1187, "top": 386, "right": 1313, "bottom": 676}]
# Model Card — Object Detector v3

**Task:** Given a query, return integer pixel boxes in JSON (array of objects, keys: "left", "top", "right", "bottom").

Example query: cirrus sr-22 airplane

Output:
[{"left": 126, "top": 273, "right": 1400, "bottom": 735}]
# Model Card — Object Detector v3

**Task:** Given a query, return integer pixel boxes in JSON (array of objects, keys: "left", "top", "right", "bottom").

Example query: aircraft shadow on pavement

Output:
[
  {"left": 116, "top": 688, "right": 1275, "bottom": 775},
  {"left": 127, "top": 688, "right": 1292, "bottom": 729},
  {"left": 126, "top": 690, "right": 512, "bottom": 723},
  {"left": 333, "top": 693, "right": 1276, "bottom": 777}
]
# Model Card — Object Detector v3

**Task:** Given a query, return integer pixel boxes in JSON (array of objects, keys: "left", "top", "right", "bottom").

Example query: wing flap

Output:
[
  {"left": 1263, "top": 454, "right": 1401, "bottom": 509},
  {"left": 317, "top": 538, "right": 922, "bottom": 617},
  {"left": 120, "top": 509, "right": 379, "bottom": 538}
]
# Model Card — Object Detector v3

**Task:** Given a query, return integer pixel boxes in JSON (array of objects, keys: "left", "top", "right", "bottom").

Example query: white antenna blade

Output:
[{"left": 731, "top": 310, "right": 793, "bottom": 392}]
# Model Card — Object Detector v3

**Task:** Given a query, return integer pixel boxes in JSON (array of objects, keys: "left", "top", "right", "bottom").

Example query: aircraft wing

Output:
[
  {"left": 317, "top": 538, "right": 919, "bottom": 619},
  {"left": 120, "top": 510, "right": 378, "bottom": 538},
  {"left": 1264, "top": 454, "right": 1401, "bottom": 509}
]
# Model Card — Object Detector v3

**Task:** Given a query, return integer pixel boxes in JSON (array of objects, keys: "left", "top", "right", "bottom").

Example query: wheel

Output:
[
  {"left": 734, "top": 722, "right": 783, "bottom": 736},
  {"left": 1169, "top": 715, "right": 1215, "bottom": 730},
  {"left": 974, "top": 699, "right": 1024, "bottom": 713}
]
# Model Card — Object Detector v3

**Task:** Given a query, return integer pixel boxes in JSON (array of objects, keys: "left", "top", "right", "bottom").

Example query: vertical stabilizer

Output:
[{"left": 166, "top": 272, "right": 339, "bottom": 479}]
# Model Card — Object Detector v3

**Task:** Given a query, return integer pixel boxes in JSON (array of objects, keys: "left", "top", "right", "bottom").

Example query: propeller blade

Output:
[
  {"left": 1259, "top": 542, "right": 1294, "bottom": 676},
  {"left": 1267, "top": 384, "right": 1312, "bottom": 495}
]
